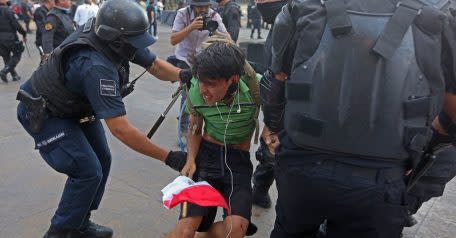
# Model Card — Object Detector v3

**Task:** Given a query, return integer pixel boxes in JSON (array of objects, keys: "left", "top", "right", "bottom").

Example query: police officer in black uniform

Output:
[
  {"left": 16, "top": 0, "right": 189, "bottom": 237},
  {"left": 0, "top": 0, "right": 26, "bottom": 82},
  {"left": 216, "top": 0, "right": 241, "bottom": 42},
  {"left": 42, "top": 0, "right": 75, "bottom": 56},
  {"left": 34, "top": 0, "right": 54, "bottom": 56},
  {"left": 261, "top": 0, "right": 456, "bottom": 237},
  {"left": 250, "top": 0, "right": 289, "bottom": 209}
]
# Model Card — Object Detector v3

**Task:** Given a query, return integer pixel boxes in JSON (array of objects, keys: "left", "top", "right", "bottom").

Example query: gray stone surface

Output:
[{"left": 0, "top": 24, "right": 454, "bottom": 238}]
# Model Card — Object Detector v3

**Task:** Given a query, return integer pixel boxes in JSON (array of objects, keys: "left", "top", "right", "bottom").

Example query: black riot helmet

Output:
[{"left": 95, "top": 0, "right": 155, "bottom": 49}]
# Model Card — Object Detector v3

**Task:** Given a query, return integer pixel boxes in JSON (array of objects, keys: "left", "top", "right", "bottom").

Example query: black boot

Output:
[
  {"left": 257, "top": 35, "right": 263, "bottom": 39},
  {"left": 10, "top": 69, "right": 21, "bottom": 81},
  {"left": 404, "top": 211, "right": 418, "bottom": 227},
  {"left": 80, "top": 221, "right": 113, "bottom": 238},
  {"left": 0, "top": 67, "right": 9, "bottom": 83},
  {"left": 252, "top": 187, "right": 271, "bottom": 208},
  {"left": 43, "top": 225, "right": 82, "bottom": 238}
]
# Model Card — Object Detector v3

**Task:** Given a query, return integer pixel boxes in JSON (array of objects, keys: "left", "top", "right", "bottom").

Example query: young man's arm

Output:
[{"left": 180, "top": 114, "right": 204, "bottom": 178}]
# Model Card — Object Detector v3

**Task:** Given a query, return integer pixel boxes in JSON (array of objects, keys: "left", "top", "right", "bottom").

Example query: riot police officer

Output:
[
  {"left": 34, "top": 0, "right": 54, "bottom": 56},
  {"left": 0, "top": 0, "right": 26, "bottom": 82},
  {"left": 251, "top": 0, "right": 289, "bottom": 209},
  {"left": 16, "top": 0, "right": 189, "bottom": 237},
  {"left": 261, "top": 0, "right": 456, "bottom": 237},
  {"left": 42, "top": 0, "right": 75, "bottom": 55}
]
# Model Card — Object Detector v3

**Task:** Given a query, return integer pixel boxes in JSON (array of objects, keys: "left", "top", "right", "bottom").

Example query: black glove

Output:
[
  {"left": 255, "top": 137, "right": 275, "bottom": 166},
  {"left": 179, "top": 69, "right": 193, "bottom": 88},
  {"left": 165, "top": 151, "right": 188, "bottom": 172},
  {"left": 427, "top": 128, "right": 453, "bottom": 152},
  {"left": 260, "top": 69, "right": 286, "bottom": 133}
]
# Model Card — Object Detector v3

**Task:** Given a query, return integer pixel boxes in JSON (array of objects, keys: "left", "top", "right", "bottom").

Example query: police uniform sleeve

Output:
[
  {"left": 34, "top": 9, "right": 46, "bottom": 32},
  {"left": 131, "top": 48, "right": 157, "bottom": 69},
  {"left": 83, "top": 64, "right": 126, "bottom": 119},
  {"left": 270, "top": 4, "right": 295, "bottom": 74},
  {"left": 442, "top": 15, "right": 456, "bottom": 93},
  {"left": 42, "top": 15, "right": 58, "bottom": 54}
]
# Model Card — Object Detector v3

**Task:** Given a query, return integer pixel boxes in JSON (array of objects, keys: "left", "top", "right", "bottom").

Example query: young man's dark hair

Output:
[{"left": 191, "top": 42, "right": 245, "bottom": 83}]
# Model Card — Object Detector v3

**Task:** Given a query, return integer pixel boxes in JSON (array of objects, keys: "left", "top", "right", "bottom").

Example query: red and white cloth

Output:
[{"left": 161, "top": 176, "right": 230, "bottom": 212}]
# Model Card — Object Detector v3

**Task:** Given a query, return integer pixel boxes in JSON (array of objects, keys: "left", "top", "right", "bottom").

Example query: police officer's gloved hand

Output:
[
  {"left": 427, "top": 128, "right": 453, "bottom": 152},
  {"left": 165, "top": 151, "right": 188, "bottom": 172},
  {"left": 256, "top": 137, "right": 275, "bottom": 166},
  {"left": 179, "top": 69, "right": 192, "bottom": 89}
]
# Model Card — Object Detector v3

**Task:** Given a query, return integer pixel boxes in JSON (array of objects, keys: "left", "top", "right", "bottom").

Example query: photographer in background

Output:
[{"left": 170, "top": 0, "right": 229, "bottom": 152}]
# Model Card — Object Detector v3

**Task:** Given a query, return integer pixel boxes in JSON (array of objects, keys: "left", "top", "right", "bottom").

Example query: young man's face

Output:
[{"left": 199, "top": 77, "right": 233, "bottom": 105}]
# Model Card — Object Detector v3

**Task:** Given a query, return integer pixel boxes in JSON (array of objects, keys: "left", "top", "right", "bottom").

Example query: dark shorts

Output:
[{"left": 179, "top": 140, "right": 253, "bottom": 232}]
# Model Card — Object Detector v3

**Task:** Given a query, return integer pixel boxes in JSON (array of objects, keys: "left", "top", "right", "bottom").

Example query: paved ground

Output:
[{"left": 0, "top": 23, "right": 454, "bottom": 238}]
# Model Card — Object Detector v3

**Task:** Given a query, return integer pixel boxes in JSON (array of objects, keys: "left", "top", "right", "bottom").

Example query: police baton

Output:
[
  {"left": 24, "top": 41, "right": 31, "bottom": 57},
  {"left": 147, "top": 86, "right": 183, "bottom": 138},
  {"left": 405, "top": 143, "right": 454, "bottom": 192}
]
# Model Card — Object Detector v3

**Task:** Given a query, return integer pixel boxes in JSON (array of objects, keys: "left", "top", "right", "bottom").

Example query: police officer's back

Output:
[
  {"left": 0, "top": 0, "right": 26, "bottom": 82},
  {"left": 260, "top": 0, "right": 456, "bottom": 237},
  {"left": 42, "top": 0, "right": 75, "bottom": 55}
]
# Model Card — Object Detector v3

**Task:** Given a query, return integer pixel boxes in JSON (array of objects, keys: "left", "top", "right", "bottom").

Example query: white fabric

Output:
[{"left": 161, "top": 176, "right": 210, "bottom": 208}]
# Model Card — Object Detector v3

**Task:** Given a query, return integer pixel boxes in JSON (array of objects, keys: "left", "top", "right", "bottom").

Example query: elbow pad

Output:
[{"left": 260, "top": 69, "right": 286, "bottom": 133}]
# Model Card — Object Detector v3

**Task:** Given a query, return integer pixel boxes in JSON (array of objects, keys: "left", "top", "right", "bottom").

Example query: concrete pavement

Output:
[{"left": 0, "top": 24, "right": 454, "bottom": 238}]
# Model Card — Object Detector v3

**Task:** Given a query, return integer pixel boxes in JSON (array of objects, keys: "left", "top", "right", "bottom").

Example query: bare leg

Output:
[
  {"left": 195, "top": 215, "right": 249, "bottom": 238},
  {"left": 166, "top": 216, "right": 203, "bottom": 238}
]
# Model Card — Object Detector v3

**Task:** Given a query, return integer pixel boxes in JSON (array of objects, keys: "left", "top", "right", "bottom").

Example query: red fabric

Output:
[{"left": 164, "top": 184, "right": 230, "bottom": 213}]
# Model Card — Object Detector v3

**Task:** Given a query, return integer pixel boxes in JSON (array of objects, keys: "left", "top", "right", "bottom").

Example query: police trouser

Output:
[
  {"left": 407, "top": 145, "right": 456, "bottom": 214},
  {"left": 17, "top": 103, "right": 111, "bottom": 230},
  {"left": 252, "top": 159, "right": 274, "bottom": 191},
  {"left": 271, "top": 154, "right": 406, "bottom": 238},
  {"left": 0, "top": 41, "right": 22, "bottom": 72}
]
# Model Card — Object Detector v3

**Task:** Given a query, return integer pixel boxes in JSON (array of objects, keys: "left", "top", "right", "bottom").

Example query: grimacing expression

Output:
[{"left": 198, "top": 77, "right": 233, "bottom": 105}]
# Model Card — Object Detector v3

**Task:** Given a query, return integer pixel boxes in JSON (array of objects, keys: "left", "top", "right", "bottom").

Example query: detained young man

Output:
[{"left": 166, "top": 42, "right": 262, "bottom": 238}]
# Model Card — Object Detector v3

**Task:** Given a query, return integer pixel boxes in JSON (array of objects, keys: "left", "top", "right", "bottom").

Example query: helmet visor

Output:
[{"left": 125, "top": 32, "right": 156, "bottom": 49}]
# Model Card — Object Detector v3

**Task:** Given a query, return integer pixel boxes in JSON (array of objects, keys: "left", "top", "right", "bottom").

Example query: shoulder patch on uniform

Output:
[
  {"left": 44, "top": 22, "right": 53, "bottom": 31},
  {"left": 100, "top": 79, "right": 117, "bottom": 96}
]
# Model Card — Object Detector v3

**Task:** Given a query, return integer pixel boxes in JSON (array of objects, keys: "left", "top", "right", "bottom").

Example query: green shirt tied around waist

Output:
[{"left": 186, "top": 74, "right": 262, "bottom": 144}]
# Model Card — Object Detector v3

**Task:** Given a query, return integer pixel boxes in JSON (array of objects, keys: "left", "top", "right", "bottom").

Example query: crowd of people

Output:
[{"left": 1, "top": 0, "right": 456, "bottom": 238}]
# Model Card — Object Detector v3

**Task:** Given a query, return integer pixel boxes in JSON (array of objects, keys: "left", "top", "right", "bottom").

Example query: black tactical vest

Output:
[
  {"left": 285, "top": 0, "right": 450, "bottom": 161},
  {"left": 29, "top": 19, "right": 130, "bottom": 119},
  {"left": 0, "top": 6, "right": 17, "bottom": 38}
]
